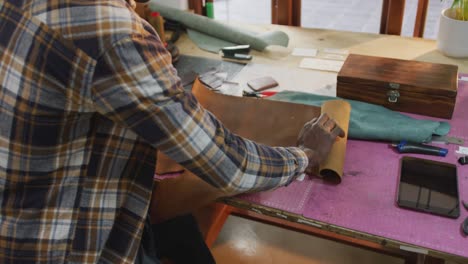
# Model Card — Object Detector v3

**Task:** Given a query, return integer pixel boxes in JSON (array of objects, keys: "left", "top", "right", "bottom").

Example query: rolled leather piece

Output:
[{"left": 319, "top": 100, "right": 351, "bottom": 184}]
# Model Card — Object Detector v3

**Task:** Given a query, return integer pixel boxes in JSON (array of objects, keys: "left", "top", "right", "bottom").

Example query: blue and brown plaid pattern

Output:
[{"left": 0, "top": 0, "right": 307, "bottom": 262}]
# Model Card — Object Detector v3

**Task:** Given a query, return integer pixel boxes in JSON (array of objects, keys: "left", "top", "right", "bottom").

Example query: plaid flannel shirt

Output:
[{"left": 0, "top": 0, "right": 308, "bottom": 262}]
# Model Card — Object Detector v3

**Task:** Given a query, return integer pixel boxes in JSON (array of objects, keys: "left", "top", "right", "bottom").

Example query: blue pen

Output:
[{"left": 391, "top": 140, "right": 448, "bottom": 157}]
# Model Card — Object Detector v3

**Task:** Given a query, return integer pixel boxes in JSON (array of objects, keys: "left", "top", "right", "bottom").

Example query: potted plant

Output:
[{"left": 437, "top": 0, "right": 468, "bottom": 58}]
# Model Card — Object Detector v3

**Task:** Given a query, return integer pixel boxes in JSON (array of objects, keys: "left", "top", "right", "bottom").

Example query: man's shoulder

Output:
[{"left": 31, "top": 0, "right": 145, "bottom": 59}]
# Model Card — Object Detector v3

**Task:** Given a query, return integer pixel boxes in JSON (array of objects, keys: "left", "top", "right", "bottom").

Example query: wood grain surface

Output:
[{"left": 337, "top": 54, "right": 458, "bottom": 118}]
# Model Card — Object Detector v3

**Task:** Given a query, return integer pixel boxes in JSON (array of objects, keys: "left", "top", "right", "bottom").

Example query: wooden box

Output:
[{"left": 337, "top": 54, "right": 458, "bottom": 119}]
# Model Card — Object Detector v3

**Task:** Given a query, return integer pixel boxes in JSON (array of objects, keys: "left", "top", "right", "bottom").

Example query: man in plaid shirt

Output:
[{"left": 0, "top": 0, "right": 344, "bottom": 263}]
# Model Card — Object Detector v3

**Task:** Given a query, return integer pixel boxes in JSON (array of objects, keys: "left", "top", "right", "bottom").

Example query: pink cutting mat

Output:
[{"left": 242, "top": 74, "right": 468, "bottom": 258}]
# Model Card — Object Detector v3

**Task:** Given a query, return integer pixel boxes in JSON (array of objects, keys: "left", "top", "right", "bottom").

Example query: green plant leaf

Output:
[
  {"left": 451, "top": 0, "right": 460, "bottom": 8},
  {"left": 463, "top": 0, "right": 468, "bottom": 20},
  {"left": 447, "top": 0, "right": 468, "bottom": 20}
]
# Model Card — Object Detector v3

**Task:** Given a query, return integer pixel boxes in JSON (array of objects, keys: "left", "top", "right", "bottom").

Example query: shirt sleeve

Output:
[{"left": 90, "top": 32, "right": 308, "bottom": 194}]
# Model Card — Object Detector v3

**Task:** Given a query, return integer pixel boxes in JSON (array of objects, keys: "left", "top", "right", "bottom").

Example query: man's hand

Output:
[{"left": 297, "top": 113, "right": 345, "bottom": 173}]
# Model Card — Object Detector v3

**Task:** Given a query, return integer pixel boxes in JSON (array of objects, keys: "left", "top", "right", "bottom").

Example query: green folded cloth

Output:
[
  {"left": 149, "top": 2, "right": 289, "bottom": 53},
  {"left": 269, "top": 91, "right": 450, "bottom": 143}
]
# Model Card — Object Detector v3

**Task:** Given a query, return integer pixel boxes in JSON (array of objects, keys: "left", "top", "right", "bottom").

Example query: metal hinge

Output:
[
  {"left": 389, "top": 83, "right": 400, "bottom": 89},
  {"left": 387, "top": 83, "right": 400, "bottom": 103},
  {"left": 387, "top": 90, "right": 400, "bottom": 103}
]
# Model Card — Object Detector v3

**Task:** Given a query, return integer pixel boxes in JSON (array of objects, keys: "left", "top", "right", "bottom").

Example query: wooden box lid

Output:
[{"left": 338, "top": 54, "right": 458, "bottom": 98}]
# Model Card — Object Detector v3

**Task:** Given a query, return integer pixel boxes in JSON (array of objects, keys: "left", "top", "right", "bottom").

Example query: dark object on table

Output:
[
  {"left": 247, "top": 76, "right": 279, "bottom": 92},
  {"left": 221, "top": 45, "right": 252, "bottom": 63},
  {"left": 462, "top": 217, "right": 468, "bottom": 236},
  {"left": 221, "top": 53, "right": 252, "bottom": 64},
  {"left": 166, "top": 42, "right": 180, "bottom": 63},
  {"left": 462, "top": 201, "right": 468, "bottom": 236},
  {"left": 397, "top": 157, "right": 460, "bottom": 219},
  {"left": 458, "top": 156, "right": 468, "bottom": 165},
  {"left": 391, "top": 140, "right": 448, "bottom": 157},
  {"left": 221, "top": 45, "right": 251, "bottom": 55},
  {"left": 243, "top": 91, "right": 278, "bottom": 98},
  {"left": 337, "top": 54, "right": 458, "bottom": 119},
  {"left": 164, "top": 19, "right": 183, "bottom": 44}
]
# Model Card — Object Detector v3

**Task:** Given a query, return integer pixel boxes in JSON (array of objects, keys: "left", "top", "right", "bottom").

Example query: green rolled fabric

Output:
[
  {"left": 149, "top": 2, "right": 289, "bottom": 53},
  {"left": 269, "top": 91, "right": 450, "bottom": 143}
]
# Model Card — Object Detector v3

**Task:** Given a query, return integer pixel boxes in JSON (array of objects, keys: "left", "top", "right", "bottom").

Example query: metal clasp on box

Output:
[{"left": 387, "top": 83, "right": 400, "bottom": 103}]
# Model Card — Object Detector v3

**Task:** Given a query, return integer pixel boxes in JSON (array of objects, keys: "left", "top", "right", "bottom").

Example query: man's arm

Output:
[{"left": 91, "top": 31, "right": 308, "bottom": 194}]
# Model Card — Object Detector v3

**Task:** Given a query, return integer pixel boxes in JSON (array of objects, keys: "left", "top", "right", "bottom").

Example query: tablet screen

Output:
[{"left": 397, "top": 157, "right": 460, "bottom": 219}]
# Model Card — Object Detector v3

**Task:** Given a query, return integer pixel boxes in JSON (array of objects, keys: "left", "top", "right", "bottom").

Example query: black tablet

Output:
[{"left": 397, "top": 157, "right": 460, "bottom": 219}]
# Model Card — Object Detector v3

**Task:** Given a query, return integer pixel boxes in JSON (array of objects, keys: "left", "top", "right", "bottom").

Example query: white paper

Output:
[
  {"left": 322, "top": 48, "right": 349, "bottom": 55},
  {"left": 214, "top": 72, "right": 228, "bottom": 80},
  {"left": 460, "top": 76, "right": 468, "bottom": 82},
  {"left": 292, "top": 48, "right": 318, "bottom": 57},
  {"left": 299, "top": 58, "right": 344, "bottom": 72},
  {"left": 218, "top": 82, "right": 243, "bottom": 97},
  {"left": 456, "top": 146, "right": 468, "bottom": 155}
]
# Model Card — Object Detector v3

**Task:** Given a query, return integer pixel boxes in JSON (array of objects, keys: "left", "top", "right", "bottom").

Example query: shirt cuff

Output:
[{"left": 285, "top": 146, "right": 309, "bottom": 181}]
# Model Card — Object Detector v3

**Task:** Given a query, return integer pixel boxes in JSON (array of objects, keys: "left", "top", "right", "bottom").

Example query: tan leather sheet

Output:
[{"left": 156, "top": 79, "right": 350, "bottom": 182}]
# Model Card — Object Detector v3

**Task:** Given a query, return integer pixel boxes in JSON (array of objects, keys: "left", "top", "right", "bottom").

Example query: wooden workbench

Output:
[
  {"left": 176, "top": 23, "right": 468, "bottom": 72},
  {"left": 174, "top": 24, "right": 468, "bottom": 264}
]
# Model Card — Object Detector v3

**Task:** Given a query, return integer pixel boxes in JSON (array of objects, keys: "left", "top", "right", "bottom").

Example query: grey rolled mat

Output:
[{"left": 149, "top": 2, "right": 289, "bottom": 53}]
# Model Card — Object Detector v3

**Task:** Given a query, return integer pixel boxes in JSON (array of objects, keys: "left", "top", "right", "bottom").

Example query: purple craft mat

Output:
[
  {"left": 239, "top": 179, "right": 315, "bottom": 215},
  {"left": 241, "top": 74, "right": 468, "bottom": 258}
]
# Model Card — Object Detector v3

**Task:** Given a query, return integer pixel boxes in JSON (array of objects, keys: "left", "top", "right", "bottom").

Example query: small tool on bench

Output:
[
  {"left": 220, "top": 45, "right": 252, "bottom": 63},
  {"left": 243, "top": 76, "right": 279, "bottom": 98},
  {"left": 458, "top": 156, "right": 468, "bottom": 166},
  {"left": 391, "top": 141, "right": 448, "bottom": 157},
  {"left": 431, "top": 135, "right": 464, "bottom": 145},
  {"left": 242, "top": 91, "right": 278, "bottom": 98}
]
